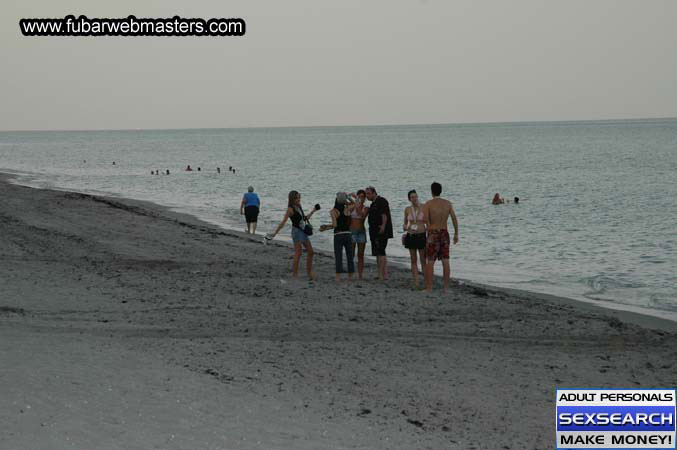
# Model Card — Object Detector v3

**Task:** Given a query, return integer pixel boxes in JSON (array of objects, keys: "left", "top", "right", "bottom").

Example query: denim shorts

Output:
[
  {"left": 292, "top": 226, "right": 309, "bottom": 244},
  {"left": 351, "top": 230, "right": 367, "bottom": 244}
]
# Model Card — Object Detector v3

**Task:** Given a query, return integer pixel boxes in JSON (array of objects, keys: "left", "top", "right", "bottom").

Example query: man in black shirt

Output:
[{"left": 365, "top": 186, "right": 393, "bottom": 280}]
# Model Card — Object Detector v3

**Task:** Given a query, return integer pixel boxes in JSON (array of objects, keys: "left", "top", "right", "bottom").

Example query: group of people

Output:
[
  {"left": 251, "top": 182, "right": 459, "bottom": 293},
  {"left": 149, "top": 166, "right": 239, "bottom": 175},
  {"left": 492, "top": 193, "right": 519, "bottom": 205}
]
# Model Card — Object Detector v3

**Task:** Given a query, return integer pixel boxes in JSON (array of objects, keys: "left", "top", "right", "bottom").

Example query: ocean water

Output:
[{"left": 1, "top": 120, "right": 676, "bottom": 320}]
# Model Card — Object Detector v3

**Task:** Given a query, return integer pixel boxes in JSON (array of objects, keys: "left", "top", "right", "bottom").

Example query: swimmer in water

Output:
[
  {"left": 185, "top": 165, "right": 193, "bottom": 171},
  {"left": 492, "top": 193, "right": 504, "bottom": 205}
]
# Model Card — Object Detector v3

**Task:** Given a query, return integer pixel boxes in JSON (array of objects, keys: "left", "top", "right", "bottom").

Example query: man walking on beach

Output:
[
  {"left": 423, "top": 182, "right": 459, "bottom": 293},
  {"left": 365, "top": 186, "right": 392, "bottom": 280}
]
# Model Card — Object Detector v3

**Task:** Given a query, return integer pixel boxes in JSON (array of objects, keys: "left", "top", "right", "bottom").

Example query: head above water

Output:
[
  {"left": 247, "top": 186, "right": 254, "bottom": 193},
  {"left": 365, "top": 186, "right": 377, "bottom": 201},
  {"left": 431, "top": 182, "right": 442, "bottom": 197},
  {"left": 514, "top": 197, "right": 519, "bottom": 204},
  {"left": 288, "top": 190, "right": 300, "bottom": 208}
]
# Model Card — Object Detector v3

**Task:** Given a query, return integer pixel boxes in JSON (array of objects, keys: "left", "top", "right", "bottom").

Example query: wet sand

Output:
[{"left": 1, "top": 174, "right": 676, "bottom": 449}]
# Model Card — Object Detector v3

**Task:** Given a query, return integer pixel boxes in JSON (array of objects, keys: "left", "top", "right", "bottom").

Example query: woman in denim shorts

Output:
[{"left": 269, "top": 190, "right": 319, "bottom": 280}]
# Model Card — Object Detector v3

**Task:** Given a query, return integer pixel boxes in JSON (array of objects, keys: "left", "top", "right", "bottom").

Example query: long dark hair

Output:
[{"left": 288, "top": 190, "right": 300, "bottom": 208}]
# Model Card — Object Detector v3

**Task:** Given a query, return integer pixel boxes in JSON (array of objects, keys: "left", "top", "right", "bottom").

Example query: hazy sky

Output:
[{"left": 2, "top": 0, "right": 676, "bottom": 130}]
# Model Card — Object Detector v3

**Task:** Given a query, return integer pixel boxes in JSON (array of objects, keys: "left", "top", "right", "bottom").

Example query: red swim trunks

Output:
[{"left": 427, "top": 229, "right": 450, "bottom": 261}]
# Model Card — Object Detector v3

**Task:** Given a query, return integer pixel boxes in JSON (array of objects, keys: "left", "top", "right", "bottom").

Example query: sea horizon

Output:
[{"left": 2, "top": 115, "right": 676, "bottom": 134}]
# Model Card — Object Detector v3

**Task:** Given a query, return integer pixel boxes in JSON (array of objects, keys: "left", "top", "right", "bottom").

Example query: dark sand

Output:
[{"left": 1, "top": 175, "right": 676, "bottom": 449}]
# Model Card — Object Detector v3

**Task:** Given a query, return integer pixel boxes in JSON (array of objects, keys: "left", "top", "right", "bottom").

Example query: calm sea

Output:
[{"left": 1, "top": 120, "right": 675, "bottom": 320}]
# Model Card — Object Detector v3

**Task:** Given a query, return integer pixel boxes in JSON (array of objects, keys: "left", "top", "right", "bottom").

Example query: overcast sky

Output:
[{"left": 1, "top": 0, "right": 676, "bottom": 131}]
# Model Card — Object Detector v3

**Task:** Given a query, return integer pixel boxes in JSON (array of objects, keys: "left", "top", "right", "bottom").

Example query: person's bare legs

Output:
[
  {"left": 377, "top": 256, "right": 388, "bottom": 280},
  {"left": 304, "top": 241, "right": 314, "bottom": 280},
  {"left": 442, "top": 259, "right": 451, "bottom": 293},
  {"left": 409, "top": 249, "right": 419, "bottom": 287},
  {"left": 424, "top": 260, "right": 434, "bottom": 292},
  {"left": 357, "top": 243, "right": 365, "bottom": 279},
  {"left": 292, "top": 242, "right": 302, "bottom": 278},
  {"left": 418, "top": 249, "right": 427, "bottom": 275},
  {"left": 251, "top": 222, "right": 257, "bottom": 235}
]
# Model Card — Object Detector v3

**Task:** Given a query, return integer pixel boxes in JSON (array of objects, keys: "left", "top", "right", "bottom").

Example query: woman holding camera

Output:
[
  {"left": 328, "top": 192, "right": 355, "bottom": 282},
  {"left": 269, "top": 190, "right": 319, "bottom": 280}
]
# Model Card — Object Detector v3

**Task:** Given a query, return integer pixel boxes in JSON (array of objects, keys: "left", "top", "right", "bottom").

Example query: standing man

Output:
[
  {"left": 240, "top": 186, "right": 261, "bottom": 234},
  {"left": 365, "top": 186, "right": 393, "bottom": 280},
  {"left": 422, "top": 182, "right": 459, "bottom": 293}
]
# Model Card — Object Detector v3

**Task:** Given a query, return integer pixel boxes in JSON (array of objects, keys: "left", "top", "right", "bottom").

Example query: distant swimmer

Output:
[
  {"left": 232, "top": 168, "right": 236, "bottom": 174},
  {"left": 492, "top": 193, "right": 504, "bottom": 205},
  {"left": 112, "top": 161, "right": 116, "bottom": 165},
  {"left": 229, "top": 166, "right": 232, "bottom": 171},
  {"left": 197, "top": 167, "right": 201, "bottom": 172},
  {"left": 151, "top": 170, "right": 154, "bottom": 175},
  {"left": 217, "top": 167, "right": 221, "bottom": 174},
  {"left": 240, "top": 186, "right": 261, "bottom": 234},
  {"left": 166, "top": 169, "right": 170, "bottom": 175},
  {"left": 155, "top": 170, "right": 159, "bottom": 175},
  {"left": 514, "top": 196, "right": 519, "bottom": 204},
  {"left": 423, "top": 182, "right": 459, "bottom": 293},
  {"left": 185, "top": 165, "right": 193, "bottom": 171}
]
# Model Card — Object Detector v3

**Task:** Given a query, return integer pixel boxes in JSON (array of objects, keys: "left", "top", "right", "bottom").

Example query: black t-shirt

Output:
[{"left": 368, "top": 196, "right": 393, "bottom": 239}]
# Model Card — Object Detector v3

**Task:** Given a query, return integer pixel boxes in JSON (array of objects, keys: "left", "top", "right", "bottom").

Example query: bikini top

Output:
[
  {"left": 407, "top": 205, "right": 424, "bottom": 222},
  {"left": 351, "top": 204, "right": 365, "bottom": 219}
]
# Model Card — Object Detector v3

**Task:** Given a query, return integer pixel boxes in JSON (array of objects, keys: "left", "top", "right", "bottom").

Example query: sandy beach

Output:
[{"left": 1, "top": 174, "right": 676, "bottom": 450}]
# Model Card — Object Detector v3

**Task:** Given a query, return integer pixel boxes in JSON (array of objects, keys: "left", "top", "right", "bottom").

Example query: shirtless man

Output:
[{"left": 422, "top": 182, "right": 459, "bottom": 293}]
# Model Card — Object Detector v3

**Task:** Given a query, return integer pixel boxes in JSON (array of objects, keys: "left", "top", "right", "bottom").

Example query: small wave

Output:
[
  {"left": 649, "top": 294, "right": 677, "bottom": 312},
  {"left": 639, "top": 255, "right": 666, "bottom": 264},
  {"left": 581, "top": 274, "right": 648, "bottom": 299}
]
